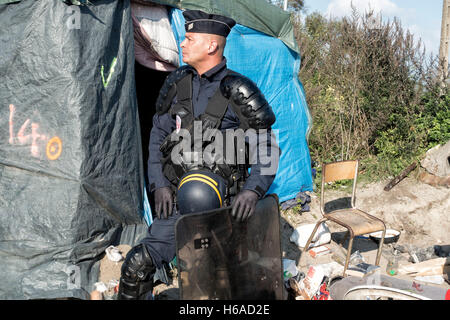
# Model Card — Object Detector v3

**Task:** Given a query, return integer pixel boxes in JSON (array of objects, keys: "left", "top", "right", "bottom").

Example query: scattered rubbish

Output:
[
  {"left": 369, "top": 229, "right": 401, "bottom": 244},
  {"left": 394, "top": 244, "right": 439, "bottom": 263},
  {"left": 330, "top": 274, "right": 449, "bottom": 300},
  {"left": 386, "top": 249, "right": 400, "bottom": 276},
  {"left": 94, "top": 281, "right": 108, "bottom": 293},
  {"left": 309, "top": 245, "right": 331, "bottom": 258},
  {"left": 280, "top": 191, "right": 311, "bottom": 212},
  {"left": 295, "top": 192, "right": 311, "bottom": 212},
  {"left": 386, "top": 258, "right": 399, "bottom": 276},
  {"left": 398, "top": 257, "right": 450, "bottom": 277},
  {"left": 288, "top": 278, "right": 309, "bottom": 300},
  {"left": 412, "top": 281, "right": 423, "bottom": 292},
  {"left": 317, "top": 261, "right": 344, "bottom": 279},
  {"left": 345, "top": 263, "right": 380, "bottom": 278},
  {"left": 434, "top": 245, "right": 450, "bottom": 258},
  {"left": 329, "top": 276, "right": 345, "bottom": 287},
  {"left": 312, "top": 280, "right": 331, "bottom": 300},
  {"left": 280, "top": 199, "right": 297, "bottom": 210},
  {"left": 349, "top": 250, "right": 366, "bottom": 266},
  {"left": 290, "top": 222, "right": 331, "bottom": 249},
  {"left": 445, "top": 274, "right": 450, "bottom": 285},
  {"left": 410, "top": 252, "right": 421, "bottom": 264},
  {"left": 414, "top": 275, "right": 445, "bottom": 285},
  {"left": 91, "top": 282, "right": 108, "bottom": 300},
  {"left": 298, "top": 265, "right": 326, "bottom": 299},
  {"left": 283, "top": 259, "right": 299, "bottom": 280},
  {"left": 331, "top": 252, "right": 346, "bottom": 266},
  {"left": 105, "top": 245, "right": 123, "bottom": 262},
  {"left": 103, "top": 279, "right": 120, "bottom": 300},
  {"left": 90, "top": 290, "right": 103, "bottom": 300}
]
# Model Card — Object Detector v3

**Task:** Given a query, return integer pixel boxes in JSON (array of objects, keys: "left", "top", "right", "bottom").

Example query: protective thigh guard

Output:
[{"left": 118, "top": 243, "right": 156, "bottom": 300}]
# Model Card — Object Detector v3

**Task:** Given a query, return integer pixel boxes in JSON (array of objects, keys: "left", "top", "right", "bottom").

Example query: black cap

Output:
[{"left": 183, "top": 10, "right": 236, "bottom": 38}]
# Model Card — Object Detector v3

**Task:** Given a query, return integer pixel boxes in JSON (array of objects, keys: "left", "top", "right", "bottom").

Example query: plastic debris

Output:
[
  {"left": 309, "top": 245, "right": 331, "bottom": 258},
  {"left": 414, "top": 275, "right": 445, "bottom": 285},
  {"left": 297, "top": 265, "right": 326, "bottom": 299},
  {"left": 105, "top": 245, "right": 123, "bottom": 262},
  {"left": 283, "top": 259, "right": 299, "bottom": 280},
  {"left": 290, "top": 222, "right": 331, "bottom": 248},
  {"left": 312, "top": 281, "right": 331, "bottom": 300},
  {"left": 316, "top": 261, "right": 344, "bottom": 279},
  {"left": 349, "top": 250, "right": 365, "bottom": 266},
  {"left": 94, "top": 282, "right": 108, "bottom": 293},
  {"left": 103, "top": 279, "right": 120, "bottom": 300},
  {"left": 346, "top": 263, "right": 380, "bottom": 278}
]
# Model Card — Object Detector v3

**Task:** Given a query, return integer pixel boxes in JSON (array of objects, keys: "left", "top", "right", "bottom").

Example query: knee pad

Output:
[{"left": 118, "top": 243, "right": 156, "bottom": 300}]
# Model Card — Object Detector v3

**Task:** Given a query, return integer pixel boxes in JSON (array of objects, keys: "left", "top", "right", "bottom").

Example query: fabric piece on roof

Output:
[{"left": 131, "top": 1, "right": 179, "bottom": 71}]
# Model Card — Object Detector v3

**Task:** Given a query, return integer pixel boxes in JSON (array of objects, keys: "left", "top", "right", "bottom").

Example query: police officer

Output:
[{"left": 118, "top": 9, "right": 279, "bottom": 300}]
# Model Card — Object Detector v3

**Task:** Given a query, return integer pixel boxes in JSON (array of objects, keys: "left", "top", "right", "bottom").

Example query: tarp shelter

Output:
[{"left": 0, "top": 0, "right": 313, "bottom": 299}]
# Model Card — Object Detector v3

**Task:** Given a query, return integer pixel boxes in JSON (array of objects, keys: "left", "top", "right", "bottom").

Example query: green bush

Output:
[{"left": 296, "top": 8, "right": 449, "bottom": 180}]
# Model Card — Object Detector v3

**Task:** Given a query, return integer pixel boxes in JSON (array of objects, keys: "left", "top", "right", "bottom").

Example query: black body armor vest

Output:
[{"left": 156, "top": 66, "right": 276, "bottom": 198}]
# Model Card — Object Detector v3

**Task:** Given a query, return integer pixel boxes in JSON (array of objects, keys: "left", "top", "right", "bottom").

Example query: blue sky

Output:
[{"left": 301, "top": 0, "right": 445, "bottom": 58}]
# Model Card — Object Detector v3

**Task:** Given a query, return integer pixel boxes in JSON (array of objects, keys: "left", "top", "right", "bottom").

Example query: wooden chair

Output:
[{"left": 300, "top": 160, "right": 386, "bottom": 276}]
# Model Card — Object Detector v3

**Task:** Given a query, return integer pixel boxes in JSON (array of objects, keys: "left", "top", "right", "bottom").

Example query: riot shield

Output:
[{"left": 175, "top": 194, "right": 283, "bottom": 300}]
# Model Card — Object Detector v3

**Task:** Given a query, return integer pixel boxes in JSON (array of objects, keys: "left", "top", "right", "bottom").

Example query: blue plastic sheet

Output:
[{"left": 169, "top": 9, "right": 313, "bottom": 203}]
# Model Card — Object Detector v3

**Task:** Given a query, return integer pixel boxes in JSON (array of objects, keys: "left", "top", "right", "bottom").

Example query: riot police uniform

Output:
[{"left": 118, "top": 10, "right": 280, "bottom": 300}]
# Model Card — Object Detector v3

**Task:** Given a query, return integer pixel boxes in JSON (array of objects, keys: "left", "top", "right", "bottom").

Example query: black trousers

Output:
[{"left": 140, "top": 203, "right": 180, "bottom": 270}]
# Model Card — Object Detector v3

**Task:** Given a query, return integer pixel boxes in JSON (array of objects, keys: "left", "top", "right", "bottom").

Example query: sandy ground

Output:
[{"left": 97, "top": 175, "right": 450, "bottom": 300}]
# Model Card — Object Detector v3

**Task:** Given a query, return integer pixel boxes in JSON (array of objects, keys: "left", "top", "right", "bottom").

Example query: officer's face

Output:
[{"left": 180, "top": 32, "right": 211, "bottom": 66}]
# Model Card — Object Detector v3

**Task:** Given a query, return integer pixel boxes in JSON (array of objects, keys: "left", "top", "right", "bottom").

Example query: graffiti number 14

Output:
[{"left": 8, "top": 104, "right": 62, "bottom": 160}]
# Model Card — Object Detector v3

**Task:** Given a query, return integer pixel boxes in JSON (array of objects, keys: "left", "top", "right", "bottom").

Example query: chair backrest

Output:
[{"left": 320, "top": 160, "right": 359, "bottom": 215}]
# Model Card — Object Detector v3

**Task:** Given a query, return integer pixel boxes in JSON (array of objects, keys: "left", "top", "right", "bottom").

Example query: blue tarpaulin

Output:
[{"left": 169, "top": 8, "right": 313, "bottom": 203}]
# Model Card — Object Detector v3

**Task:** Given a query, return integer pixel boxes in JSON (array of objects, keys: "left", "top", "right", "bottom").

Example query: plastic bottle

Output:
[{"left": 386, "top": 250, "right": 399, "bottom": 276}]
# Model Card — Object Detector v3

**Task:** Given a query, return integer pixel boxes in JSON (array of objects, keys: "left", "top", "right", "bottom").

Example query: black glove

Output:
[
  {"left": 231, "top": 189, "right": 259, "bottom": 222},
  {"left": 154, "top": 187, "right": 173, "bottom": 219}
]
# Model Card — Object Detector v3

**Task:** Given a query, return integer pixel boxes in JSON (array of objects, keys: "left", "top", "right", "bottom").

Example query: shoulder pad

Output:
[
  {"left": 220, "top": 73, "right": 276, "bottom": 129},
  {"left": 155, "top": 65, "right": 194, "bottom": 115}
]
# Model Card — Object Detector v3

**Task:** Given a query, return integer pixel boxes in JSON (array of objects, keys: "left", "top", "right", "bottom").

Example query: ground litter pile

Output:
[{"left": 94, "top": 173, "right": 449, "bottom": 300}]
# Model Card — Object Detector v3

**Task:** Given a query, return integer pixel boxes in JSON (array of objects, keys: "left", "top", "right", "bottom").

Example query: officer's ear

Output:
[{"left": 207, "top": 38, "right": 219, "bottom": 54}]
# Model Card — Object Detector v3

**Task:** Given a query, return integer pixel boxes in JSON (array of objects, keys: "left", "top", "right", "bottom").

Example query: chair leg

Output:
[
  {"left": 338, "top": 231, "right": 350, "bottom": 256},
  {"left": 298, "top": 218, "right": 327, "bottom": 267},
  {"left": 375, "top": 228, "right": 386, "bottom": 266},
  {"left": 343, "top": 234, "right": 355, "bottom": 276}
]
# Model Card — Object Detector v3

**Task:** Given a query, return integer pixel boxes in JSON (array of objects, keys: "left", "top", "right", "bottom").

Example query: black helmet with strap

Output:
[{"left": 176, "top": 169, "right": 227, "bottom": 215}]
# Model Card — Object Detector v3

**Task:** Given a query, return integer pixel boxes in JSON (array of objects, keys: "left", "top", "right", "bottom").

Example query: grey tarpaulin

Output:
[{"left": 0, "top": 0, "right": 149, "bottom": 299}]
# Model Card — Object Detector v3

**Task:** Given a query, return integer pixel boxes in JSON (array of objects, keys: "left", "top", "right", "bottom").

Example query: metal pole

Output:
[
  {"left": 283, "top": 0, "right": 288, "bottom": 11},
  {"left": 439, "top": 0, "right": 449, "bottom": 82}
]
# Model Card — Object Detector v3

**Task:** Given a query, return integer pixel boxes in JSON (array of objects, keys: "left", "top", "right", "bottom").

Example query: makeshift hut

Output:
[{"left": 0, "top": 0, "right": 312, "bottom": 299}]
